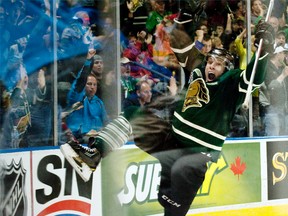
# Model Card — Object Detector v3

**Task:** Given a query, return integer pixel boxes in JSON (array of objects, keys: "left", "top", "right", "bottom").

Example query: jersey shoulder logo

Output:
[{"left": 182, "top": 78, "right": 210, "bottom": 111}]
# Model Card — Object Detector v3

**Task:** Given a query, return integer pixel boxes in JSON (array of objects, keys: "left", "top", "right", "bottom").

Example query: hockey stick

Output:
[
  {"left": 121, "top": 57, "right": 174, "bottom": 81},
  {"left": 242, "top": 0, "right": 274, "bottom": 109}
]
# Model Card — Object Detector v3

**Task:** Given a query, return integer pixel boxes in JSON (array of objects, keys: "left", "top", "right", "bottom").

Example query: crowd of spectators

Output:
[
  {"left": 0, "top": 0, "right": 288, "bottom": 149},
  {"left": 0, "top": 0, "right": 114, "bottom": 148}
]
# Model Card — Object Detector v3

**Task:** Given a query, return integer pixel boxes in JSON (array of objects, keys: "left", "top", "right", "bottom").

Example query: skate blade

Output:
[{"left": 60, "top": 144, "right": 92, "bottom": 182}]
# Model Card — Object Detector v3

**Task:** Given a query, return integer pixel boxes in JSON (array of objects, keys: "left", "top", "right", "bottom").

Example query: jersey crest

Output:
[
  {"left": 129, "top": 0, "right": 144, "bottom": 13},
  {"left": 182, "top": 78, "right": 210, "bottom": 111}
]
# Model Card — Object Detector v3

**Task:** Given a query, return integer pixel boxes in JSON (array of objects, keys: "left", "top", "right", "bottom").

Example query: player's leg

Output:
[
  {"left": 154, "top": 149, "right": 211, "bottom": 216},
  {"left": 60, "top": 114, "right": 132, "bottom": 181}
]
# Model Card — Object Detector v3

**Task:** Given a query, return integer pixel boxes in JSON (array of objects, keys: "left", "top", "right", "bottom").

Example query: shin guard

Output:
[{"left": 92, "top": 115, "right": 132, "bottom": 156}]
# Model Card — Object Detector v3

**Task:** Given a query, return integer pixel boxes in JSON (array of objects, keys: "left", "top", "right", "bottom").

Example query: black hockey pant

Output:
[{"left": 94, "top": 106, "right": 211, "bottom": 216}]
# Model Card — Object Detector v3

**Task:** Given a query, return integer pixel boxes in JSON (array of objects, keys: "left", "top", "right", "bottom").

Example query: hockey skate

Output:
[
  {"left": 61, "top": 115, "right": 132, "bottom": 182},
  {"left": 60, "top": 141, "right": 102, "bottom": 182}
]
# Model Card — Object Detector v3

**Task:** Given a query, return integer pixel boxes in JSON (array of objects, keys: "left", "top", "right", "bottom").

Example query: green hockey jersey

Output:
[{"left": 172, "top": 54, "right": 268, "bottom": 161}]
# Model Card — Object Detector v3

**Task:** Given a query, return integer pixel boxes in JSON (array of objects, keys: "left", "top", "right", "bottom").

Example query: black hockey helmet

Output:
[{"left": 206, "top": 48, "right": 235, "bottom": 70}]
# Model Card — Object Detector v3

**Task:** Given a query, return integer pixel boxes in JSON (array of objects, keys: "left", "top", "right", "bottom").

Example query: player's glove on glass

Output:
[{"left": 254, "top": 19, "right": 275, "bottom": 55}]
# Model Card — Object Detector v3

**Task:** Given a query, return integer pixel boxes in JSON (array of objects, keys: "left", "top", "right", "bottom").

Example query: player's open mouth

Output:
[{"left": 208, "top": 72, "right": 215, "bottom": 81}]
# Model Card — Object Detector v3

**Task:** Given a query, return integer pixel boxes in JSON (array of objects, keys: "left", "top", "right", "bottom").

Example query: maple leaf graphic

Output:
[{"left": 230, "top": 156, "right": 246, "bottom": 180}]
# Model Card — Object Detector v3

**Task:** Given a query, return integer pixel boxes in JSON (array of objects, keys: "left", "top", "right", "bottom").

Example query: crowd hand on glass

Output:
[
  {"left": 139, "top": 75, "right": 156, "bottom": 85},
  {"left": 211, "top": 31, "right": 217, "bottom": 38},
  {"left": 284, "top": 66, "right": 288, "bottom": 76},
  {"left": 102, "top": 0, "right": 110, "bottom": 13},
  {"left": 258, "top": 4, "right": 265, "bottom": 17},
  {"left": 80, "top": 129, "right": 99, "bottom": 144},
  {"left": 137, "top": 30, "right": 147, "bottom": 42},
  {"left": 139, "top": 75, "right": 146, "bottom": 81},
  {"left": 87, "top": 48, "right": 96, "bottom": 60},
  {"left": 250, "top": 24, "right": 256, "bottom": 33},
  {"left": 278, "top": 66, "right": 288, "bottom": 83},
  {"left": 152, "top": 56, "right": 167, "bottom": 67},
  {"left": 145, "top": 33, "right": 153, "bottom": 44},
  {"left": 43, "top": 0, "right": 59, "bottom": 16},
  {"left": 17, "top": 66, "right": 28, "bottom": 92},
  {"left": 227, "top": 13, "right": 234, "bottom": 22},
  {"left": 195, "top": 29, "right": 204, "bottom": 43},
  {"left": 127, "top": 0, "right": 134, "bottom": 13},
  {"left": 167, "top": 76, "right": 178, "bottom": 96},
  {"left": 61, "top": 101, "right": 84, "bottom": 120},
  {"left": 83, "top": 27, "right": 94, "bottom": 44},
  {"left": 238, "top": 28, "right": 247, "bottom": 39},
  {"left": 85, "top": 129, "right": 99, "bottom": 137},
  {"left": 139, "top": 75, "right": 149, "bottom": 82},
  {"left": 224, "top": 13, "right": 234, "bottom": 34},
  {"left": 38, "top": 69, "right": 46, "bottom": 91},
  {"left": 61, "top": 111, "right": 70, "bottom": 120}
]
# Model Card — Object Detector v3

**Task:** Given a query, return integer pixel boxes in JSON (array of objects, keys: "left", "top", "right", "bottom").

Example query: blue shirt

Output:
[{"left": 66, "top": 60, "right": 108, "bottom": 137}]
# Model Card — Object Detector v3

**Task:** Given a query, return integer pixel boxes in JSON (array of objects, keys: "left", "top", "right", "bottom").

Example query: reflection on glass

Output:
[{"left": 1, "top": 0, "right": 288, "bottom": 150}]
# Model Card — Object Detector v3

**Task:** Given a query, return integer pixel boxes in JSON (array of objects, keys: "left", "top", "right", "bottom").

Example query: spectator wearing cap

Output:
[
  {"left": 120, "top": 62, "right": 137, "bottom": 100},
  {"left": 259, "top": 46, "right": 288, "bottom": 136},
  {"left": 73, "top": 11, "right": 90, "bottom": 28},
  {"left": 91, "top": 54, "right": 106, "bottom": 98},
  {"left": 91, "top": 55, "right": 104, "bottom": 80}
]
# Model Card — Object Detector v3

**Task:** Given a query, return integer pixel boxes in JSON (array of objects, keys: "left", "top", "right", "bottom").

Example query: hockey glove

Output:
[{"left": 254, "top": 19, "right": 275, "bottom": 54}]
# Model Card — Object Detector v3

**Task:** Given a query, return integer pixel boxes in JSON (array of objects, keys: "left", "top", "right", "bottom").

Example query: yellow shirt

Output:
[{"left": 235, "top": 36, "right": 258, "bottom": 96}]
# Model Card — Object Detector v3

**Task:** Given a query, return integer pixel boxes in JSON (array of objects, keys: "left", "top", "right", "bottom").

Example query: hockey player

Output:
[{"left": 61, "top": 20, "right": 274, "bottom": 216}]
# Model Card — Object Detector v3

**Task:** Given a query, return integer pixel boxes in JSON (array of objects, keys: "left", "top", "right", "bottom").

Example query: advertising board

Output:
[
  {"left": 0, "top": 141, "right": 277, "bottom": 216},
  {"left": 267, "top": 141, "right": 288, "bottom": 200}
]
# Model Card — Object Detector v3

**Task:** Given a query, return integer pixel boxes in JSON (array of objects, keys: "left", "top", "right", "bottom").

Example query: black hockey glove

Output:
[
  {"left": 254, "top": 19, "right": 275, "bottom": 54},
  {"left": 175, "top": 0, "right": 206, "bottom": 24},
  {"left": 190, "top": 0, "right": 206, "bottom": 21}
]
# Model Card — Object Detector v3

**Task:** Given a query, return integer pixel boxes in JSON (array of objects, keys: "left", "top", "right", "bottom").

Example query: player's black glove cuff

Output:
[{"left": 254, "top": 19, "right": 275, "bottom": 55}]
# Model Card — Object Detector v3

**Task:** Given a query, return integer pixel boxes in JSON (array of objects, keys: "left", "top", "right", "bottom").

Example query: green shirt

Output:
[
  {"left": 172, "top": 54, "right": 268, "bottom": 161},
  {"left": 145, "top": 11, "right": 171, "bottom": 33}
]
